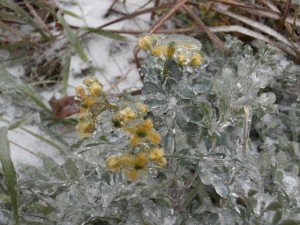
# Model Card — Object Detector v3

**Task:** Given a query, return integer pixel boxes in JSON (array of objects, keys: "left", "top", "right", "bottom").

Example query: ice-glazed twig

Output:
[{"left": 242, "top": 105, "right": 252, "bottom": 155}]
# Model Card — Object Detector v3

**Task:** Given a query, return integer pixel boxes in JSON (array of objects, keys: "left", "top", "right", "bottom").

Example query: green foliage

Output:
[{"left": 1, "top": 35, "right": 299, "bottom": 224}]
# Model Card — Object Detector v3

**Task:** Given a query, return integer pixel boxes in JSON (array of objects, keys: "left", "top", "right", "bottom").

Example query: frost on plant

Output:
[{"left": 1, "top": 35, "right": 300, "bottom": 225}]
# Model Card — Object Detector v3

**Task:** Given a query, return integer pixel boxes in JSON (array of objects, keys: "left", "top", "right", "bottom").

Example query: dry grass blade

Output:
[
  {"left": 211, "top": 0, "right": 300, "bottom": 26},
  {"left": 213, "top": 6, "right": 299, "bottom": 56},
  {"left": 97, "top": 3, "right": 173, "bottom": 29},
  {"left": 23, "top": 0, "right": 52, "bottom": 38},
  {"left": 206, "top": 25, "right": 297, "bottom": 57}
]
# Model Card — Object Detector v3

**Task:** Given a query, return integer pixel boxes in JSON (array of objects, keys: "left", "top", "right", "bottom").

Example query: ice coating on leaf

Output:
[{"left": 138, "top": 34, "right": 204, "bottom": 67}]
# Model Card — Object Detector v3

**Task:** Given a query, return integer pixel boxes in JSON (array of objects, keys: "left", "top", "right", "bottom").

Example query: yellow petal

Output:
[
  {"left": 135, "top": 102, "right": 149, "bottom": 113},
  {"left": 119, "top": 154, "right": 134, "bottom": 167},
  {"left": 130, "top": 136, "right": 141, "bottom": 146},
  {"left": 147, "top": 131, "right": 161, "bottom": 144},
  {"left": 135, "top": 152, "right": 148, "bottom": 169},
  {"left": 190, "top": 53, "right": 204, "bottom": 67},
  {"left": 126, "top": 169, "right": 141, "bottom": 181},
  {"left": 149, "top": 147, "right": 165, "bottom": 160},
  {"left": 106, "top": 155, "right": 121, "bottom": 172},
  {"left": 75, "top": 86, "right": 86, "bottom": 98},
  {"left": 151, "top": 45, "right": 167, "bottom": 57},
  {"left": 143, "top": 119, "right": 154, "bottom": 130},
  {"left": 138, "top": 35, "right": 152, "bottom": 50},
  {"left": 177, "top": 53, "right": 188, "bottom": 65},
  {"left": 157, "top": 157, "right": 167, "bottom": 167}
]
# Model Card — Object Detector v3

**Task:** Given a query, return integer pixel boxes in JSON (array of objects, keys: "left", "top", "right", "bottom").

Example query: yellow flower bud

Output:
[
  {"left": 151, "top": 45, "right": 167, "bottom": 57},
  {"left": 75, "top": 86, "right": 86, "bottom": 98},
  {"left": 135, "top": 102, "right": 149, "bottom": 114},
  {"left": 119, "top": 106, "right": 136, "bottom": 123},
  {"left": 80, "top": 122, "right": 94, "bottom": 133},
  {"left": 190, "top": 53, "right": 204, "bottom": 67},
  {"left": 90, "top": 82, "right": 102, "bottom": 97},
  {"left": 106, "top": 155, "right": 121, "bottom": 172},
  {"left": 85, "top": 96, "right": 96, "bottom": 108},
  {"left": 138, "top": 35, "right": 152, "bottom": 50},
  {"left": 83, "top": 78, "right": 95, "bottom": 86},
  {"left": 77, "top": 122, "right": 94, "bottom": 138},
  {"left": 177, "top": 53, "right": 188, "bottom": 65}
]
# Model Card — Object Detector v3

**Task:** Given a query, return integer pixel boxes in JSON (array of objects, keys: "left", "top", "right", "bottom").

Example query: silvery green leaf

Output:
[
  {"left": 143, "top": 82, "right": 160, "bottom": 95},
  {"left": 174, "top": 112, "right": 200, "bottom": 136},
  {"left": 197, "top": 164, "right": 229, "bottom": 198},
  {"left": 177, "top": 86, "right": 195, "bottom": 99},
  {"left": 181, "top": 106, "right": 204, "bottom": 122},
  {"left": 165, "top": 58, "right": 182, "bottom": 81},
  {"left": 63, "top": 159, "right": 79, "bottom": 181},
  {"left": 258, "top": 92, "right": 276, "bottom": 105},
  {"left": 163, "top": 129, "right": 175, "bottom": 154},
  {"left": 192, "top": 79, "right": 212, "bottom": 94},
  {"left": 165, "top": 77, "right": 179, "bottom": 94}
]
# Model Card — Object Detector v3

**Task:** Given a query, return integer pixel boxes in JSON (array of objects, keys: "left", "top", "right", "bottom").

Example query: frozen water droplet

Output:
[
  {"left": 200, "top": 59, "right": 209, "bottom": 69},
  {"left": 149, "top": 168, "right": 158, "bottom": 177},
  {"left": 243, "top": 45, "right": 253, "bottom": 57}
]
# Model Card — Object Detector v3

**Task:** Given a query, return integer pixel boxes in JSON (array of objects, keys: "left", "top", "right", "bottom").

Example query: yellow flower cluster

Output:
[
  {"left": 106, "top": 147, "right": 167, "bottom": 181},
  {"left": 107, "top": 102, "right": 167, "bottom": 180},
  {"left": 112, "top": 102, "right": 149, "bottom": 127},
  {"left": 138, "top": 34, "right": 204, "bottom": 67},
  {"left": 122, "top": 118, "right": 161, "bottom": 146},
  {"left": 75, "top": 78, "right": 103, "bottom": 138}
]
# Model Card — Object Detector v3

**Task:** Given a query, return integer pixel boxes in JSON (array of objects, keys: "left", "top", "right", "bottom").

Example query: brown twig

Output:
[
  {"left": 151, "top": 0, "right": 161, "bottom": 20},
  {"left": 100, "top": 3, "right": 173, "bottom": 29},
  {"left": 276, "top": 0, "right": 292, "bottom": 31},
  {"left": 182, "top": 5, "right": 227, "bottom": 51},
  {"left": 104, "top": 0, "right": 119, "bottom": 17}
]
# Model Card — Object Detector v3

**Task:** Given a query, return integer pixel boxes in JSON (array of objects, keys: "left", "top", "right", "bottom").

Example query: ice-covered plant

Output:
[{"left": 1, "top": 34, "right": 299, "bottom": 225}]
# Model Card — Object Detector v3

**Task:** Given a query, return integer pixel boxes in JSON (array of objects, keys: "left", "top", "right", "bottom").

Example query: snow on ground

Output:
[{"left": 1, "top": 0, "right": 152, "bottom": 167}]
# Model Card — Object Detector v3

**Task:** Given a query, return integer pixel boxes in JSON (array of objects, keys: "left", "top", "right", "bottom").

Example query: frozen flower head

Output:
[
  {"left": 138, "top": 34, "right": 204, "bottom": 67},
  {"left": 75, "top": 77, "right": 104, "bottom": 138},
  {"left": 106, "top": 152, "right": 149, "bottom": 181},
  {"left": 119, "top": 106, "right": 136, "bottom": 123},
  {"left": 117, "top": 102, "right": 149, "bottom": 125},
  {"left": 123, "top": 118, "right": 161, "bottom": 146}
]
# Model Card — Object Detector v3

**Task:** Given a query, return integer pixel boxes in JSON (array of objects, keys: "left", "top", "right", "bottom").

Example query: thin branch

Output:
[
  {"left": 182, "top": 5, "right": 226, "bottom": 51},
  {"left": 276, "top": 0, "right": 292, "bottom": 30}
]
